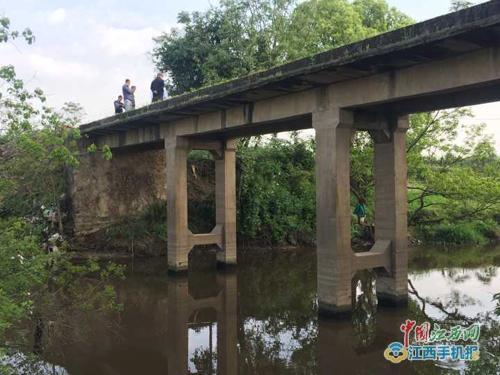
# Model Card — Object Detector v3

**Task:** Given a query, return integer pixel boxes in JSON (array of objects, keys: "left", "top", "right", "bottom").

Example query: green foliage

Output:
[
  {"left": 406, "top": 109, "right": 500, "bottom": 244},
  {"left": 0, "top": 66, "right": 83, "bottom": 218},
  {"left": 105, "top": 200, "right": 169, "bottom": 252},
  {"left": 416, "top": 222, "right": 492, "bottom": 245},
  {"left": 0, "top": 219, "right": 45, "bottom": 336},
  {"left": 85, "top": 142, "right": 113, "bottom": 161},
  {"left": 0, "top": 18, "right": 125, "bottom": 363},
  {"left": 152, "top": 0, "right": 412, "bottom": 95},
  {"left": 286, "top": 0, "right": 412, "bottom": 60},
  {"left": 450, "top": 0, "right": 474, "bottom": 11},
  {"left": 0, "top": 218, "right": 125, "bottom": 345},
  {"left": 102, "top": 144, "right": 113, "bottom": 160},
  {"left": 0, "top": 17, "right": 34, "bottom": 44},
  {"left": 410, "top": 244, "right": 500, "bottom": 270},
  {"left": 238, "top": 136, "right": 316, "bottom": 245},
  {"left": 87, "top": 143, "right": 97, "bottom": 153}
]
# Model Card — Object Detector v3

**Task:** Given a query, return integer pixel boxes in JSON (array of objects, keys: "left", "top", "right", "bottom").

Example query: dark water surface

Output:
[{"left": 27, "top": 247, "right": 500, "bottom": 374}]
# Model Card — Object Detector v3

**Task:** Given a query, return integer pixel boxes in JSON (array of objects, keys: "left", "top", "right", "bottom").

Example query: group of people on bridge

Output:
[{"left": 113, "top": 73, "right": 167, "bottom": 114}]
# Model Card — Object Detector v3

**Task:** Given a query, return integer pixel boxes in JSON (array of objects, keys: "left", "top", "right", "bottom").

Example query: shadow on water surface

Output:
[{"left": 10, "top": 246, "right": 500, "bottom": 374}]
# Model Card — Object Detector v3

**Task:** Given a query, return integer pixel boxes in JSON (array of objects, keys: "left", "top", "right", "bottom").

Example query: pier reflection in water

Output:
[
  {"left": 167, "top": 272, "right": 237, "bottom": 374},
  {"left": 35, "top": 247, "right": 499, "bottom": 375}
]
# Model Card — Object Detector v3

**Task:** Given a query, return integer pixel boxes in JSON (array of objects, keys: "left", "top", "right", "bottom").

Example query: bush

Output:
[
  {"left": 237, "top": 137, "right": 316, "bottom": 245},
  {"left": 416, "top": 221, "right": 498, "bottom": 245}
]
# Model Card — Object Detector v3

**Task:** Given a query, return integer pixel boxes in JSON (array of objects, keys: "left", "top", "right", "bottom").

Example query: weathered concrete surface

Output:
[
  {"left": 71, "top": 148, "right": 167, "bottom": 237},
  {"left": 166, "top": 137, "right": 237, "bottom": 272},
  {"left": 373, "top": 117, "right": 409, "bottom": 307},
  {"left": 314, "top": 109, "right": 353, "bottom": 316}
]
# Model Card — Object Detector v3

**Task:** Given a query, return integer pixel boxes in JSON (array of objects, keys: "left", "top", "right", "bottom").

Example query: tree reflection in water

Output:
[{"left": 8, "top": 247, "right": 498, "bottom": 375}]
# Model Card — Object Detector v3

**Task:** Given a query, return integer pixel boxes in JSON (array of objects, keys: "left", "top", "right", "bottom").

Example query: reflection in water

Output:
[
  {"left": 167, "top": 273, "right": 237, "bottom": 374},
  {"left": 20, "top": 247, "right": 500, "bottom": 374},
  {"left": 188, "top": 322, "right": 217, "bottom": 374}
]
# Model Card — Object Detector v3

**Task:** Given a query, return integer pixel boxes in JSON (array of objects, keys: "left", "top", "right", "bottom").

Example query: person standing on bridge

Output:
[
  {"left": 122, "top": 79, "right": 134, "bottom": 111},
  {"left": 114, "top": 95, "right": 125, "bottom": 114},
  {"left": 150, "top": 73, "right": 165, "bottom": 103}
]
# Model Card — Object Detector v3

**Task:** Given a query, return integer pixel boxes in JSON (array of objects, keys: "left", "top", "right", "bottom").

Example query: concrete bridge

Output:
[{"left": 76, "top": 2, "right": 500, "bottom": 317}]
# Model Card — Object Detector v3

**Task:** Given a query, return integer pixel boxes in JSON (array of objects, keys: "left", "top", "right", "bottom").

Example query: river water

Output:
[{"left": 13, "top": 246, "right": 500, "bottom": 374}]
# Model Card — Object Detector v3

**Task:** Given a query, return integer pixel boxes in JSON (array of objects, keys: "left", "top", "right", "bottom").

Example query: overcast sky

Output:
[{"left": 1, "top": 0, "right": 498, "bottom": 150}]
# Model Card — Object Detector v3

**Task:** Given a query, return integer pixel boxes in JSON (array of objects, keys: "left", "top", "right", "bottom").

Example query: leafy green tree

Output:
[
  {"left": 406, "top": 110, "right": 500, "bottom": 232},
  {"left": 286, "top": 0, "right": 368, "bottom": 60},
  {"left": 0, "top": 21, "right": 83, "bottom": 226},
  {"left": 153, "top": 0, "right": 296, "bottom": 95},
  {"left": 152, "top": 0, "right": 412, "bottom": 94}
]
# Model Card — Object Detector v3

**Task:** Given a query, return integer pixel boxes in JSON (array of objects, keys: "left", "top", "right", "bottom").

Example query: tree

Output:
[
  {"left": 153, "top": 0, "right": 296, "bottom": 95},
  {"left": 450, "top": 0, "right": 474, "bottom": 11},
  {"left": 406, "top": 109, "right": 500, "bottom": 238},
  {"left": 0, "top": 18, "right": 123, "bottom": 359},
  {"left": 0, "top": 16, "right": 34, "bottom": 44},
  {"left": 0, "top": 66, "right": 81, "bottom": 223},
  {"left": 152, "top": 0, "right": 413, "bottom": 95}
]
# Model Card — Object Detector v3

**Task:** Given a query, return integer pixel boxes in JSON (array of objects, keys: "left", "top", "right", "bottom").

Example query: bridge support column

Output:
[
  {"left": 166, "top": 136, "right": 190, "bottom": 272},
  {"left": 215, "top": 140, "right": 237, "bottom": 268},
  {"left": 373, "top": 116, "right": 409, "bottom": 306},
  {"left": 314, "top": 109, "right": 354, "bottom": 317}
]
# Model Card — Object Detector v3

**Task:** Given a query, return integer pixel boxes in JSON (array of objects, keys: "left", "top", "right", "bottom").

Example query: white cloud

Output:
[
  {"left": 96, "top": 25, "right": 160, "bottom": 57},
  {"left": 27, "top": 53, "right": 97, "bottom": 79},
  {"left": 47, "top": 8, "right": 67, "bottom": 25}
]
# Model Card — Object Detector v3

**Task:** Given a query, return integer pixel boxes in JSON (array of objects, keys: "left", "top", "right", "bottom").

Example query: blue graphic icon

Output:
[{"left": 384, "top": 342, "right": 408, "bottom": 363}]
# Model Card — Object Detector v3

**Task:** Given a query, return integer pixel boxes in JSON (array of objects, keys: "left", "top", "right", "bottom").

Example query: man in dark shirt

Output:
[
  {"left": 150, "top": 73, "right": 165, "bottom": 103},
  {"left": 114, "top": 95, "right": 125, "bottom": 114}
]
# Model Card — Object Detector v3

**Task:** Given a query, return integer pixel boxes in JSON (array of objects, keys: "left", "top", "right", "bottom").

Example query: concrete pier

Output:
[{"left": 165, "top": 137, "right": 237, "bottom": 272}]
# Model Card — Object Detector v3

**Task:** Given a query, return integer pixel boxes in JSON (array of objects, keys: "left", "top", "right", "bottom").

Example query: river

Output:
[{"left": 6, "top": 245, "right": 500, "bottom": 374}]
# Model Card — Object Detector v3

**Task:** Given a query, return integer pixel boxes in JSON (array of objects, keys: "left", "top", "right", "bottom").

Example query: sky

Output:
[{"left": 0, "top": 0, "right": 499, "bottom": 150}]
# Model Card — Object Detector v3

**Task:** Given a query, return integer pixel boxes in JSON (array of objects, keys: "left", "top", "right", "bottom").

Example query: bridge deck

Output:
[{"left": 81, "top": 1, "right": 500, "bottom": 136}]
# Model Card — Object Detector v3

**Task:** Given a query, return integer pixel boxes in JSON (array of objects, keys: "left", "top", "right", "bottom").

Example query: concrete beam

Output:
[
  {"left": 335, "top": 46, "right": 500, "bottom": 112},
  {"left": 352, "top": 240, "right": 391, "bottom": 273}
]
